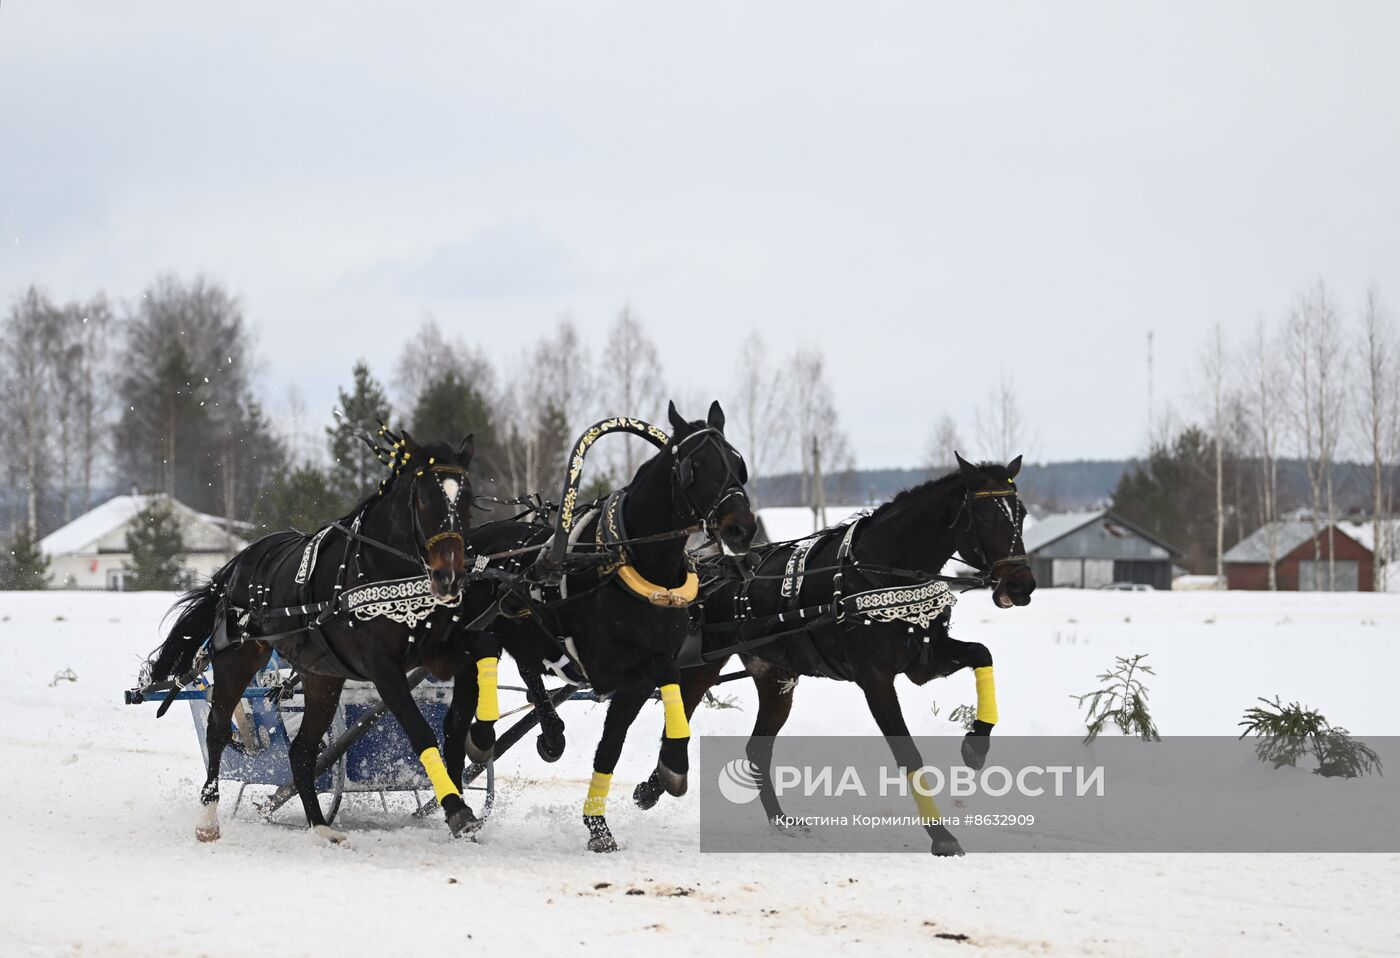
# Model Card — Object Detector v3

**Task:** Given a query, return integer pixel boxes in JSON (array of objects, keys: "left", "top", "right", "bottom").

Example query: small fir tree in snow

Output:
[
  {"left": 1238, "top": 696, "right": 1382, "bottom": 779},
  {"left": 1073, "top": 653, "right": 1161, "bottom": 743},
  {"left": 0, "top": 528, "right": 50, "bottom": 590},
  {"left": 124, "top": 498, "right": 187, "bottom": 590}
]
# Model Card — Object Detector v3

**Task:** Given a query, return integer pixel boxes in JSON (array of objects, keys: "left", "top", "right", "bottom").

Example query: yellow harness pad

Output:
[
  {"left": 584, "top": 771, "right": 613, "bottom": 816},
  {"left": 660, "top": 683, "right": 690, "bottom": 739},
  {"left": 974, "top": 666, "right": 999, "bottom": 725},
  {"left": 908, "top": 769, "right": 942, "bottom": 821},
  {"left": 476, "top": 656, "right": 500, "bottom": 722},
  {"left": 617, "top": 565, "right": 699, "bottom": 607},
  {"left": 419, "top": 747, "right": 461, "bottom": 803}
]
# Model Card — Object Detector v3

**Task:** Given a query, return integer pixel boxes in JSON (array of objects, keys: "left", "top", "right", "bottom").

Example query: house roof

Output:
[
  {"left": 39, "top": 495, "right": 249, "bottom": 557},
  {"left": 1022, "top": 509, "right": 1182, "bottom": 558},
  {"left": 1223, "top": 520, "right": 1371, "bottom": 564}
]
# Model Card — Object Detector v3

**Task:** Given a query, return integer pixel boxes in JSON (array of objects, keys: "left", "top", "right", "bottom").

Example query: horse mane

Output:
[
  {"left": 867, "top": 461, "right": 1013, "bottom": 520},
  {"left": 335, "top": 438, "right": 464, "bottom": 523}
]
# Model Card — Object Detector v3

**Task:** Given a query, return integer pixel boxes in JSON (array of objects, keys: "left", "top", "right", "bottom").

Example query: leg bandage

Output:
[
  {"left": 974, "top": 666, "right": 998, "bottom": 726},
  {"left": 419, "top": 747, "right": 461, "bottom": 803},
  {"left": 908, "top": 769, "right": 942, "bottom": 821},
  {"left": 660, "top": 683, "right": 690, "bottom": 739},
  {"left": 584, "top": 771, "right": 612, "bottom": 816},
  {"left": 476, "top": 656, "right": 500, "bottom": 722}
]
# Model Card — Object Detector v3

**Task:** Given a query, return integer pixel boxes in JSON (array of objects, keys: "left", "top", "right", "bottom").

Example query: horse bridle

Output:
[
  {"left": 954, "top": 487, "right": 1030, "bottom": 584},
  {"left": 671, "top": 427, "right": 750, "bottom": 531},
  {"left": 409, "top": 461, "right": 471, "bottom": 564}
]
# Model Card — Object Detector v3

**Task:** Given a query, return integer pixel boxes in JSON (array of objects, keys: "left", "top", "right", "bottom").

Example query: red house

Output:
[{"left": 1223, "top": 521, "right": 1375, "bottom": 591}]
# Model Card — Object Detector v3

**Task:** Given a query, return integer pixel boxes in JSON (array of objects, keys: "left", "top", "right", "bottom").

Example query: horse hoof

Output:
[
  {"left": 195, "top": 824, "right": 220, "bottom": 843},
  {"left": 930, "top": 827, "right": 965, "bottom": 857},
  {"left": 312, "top": 825, "right": 348, "bottom": 844},
  {"left": 961, "top": 734, "right": 991, "bottom": 770},
  {"left": 585, "top": 815, "right": 618, "bottom": 852},
  {"left": 536, "top": 732, "right": 565, "bottom": 763},
  {"left": 466, "top": 724, "right": 495, "bottom": 764},
  {"left": 448, "top": 805, "right": 481, "bottom": 839},
  {"left": 633, "top": 773, "right": 664, "bottom": 810},
  {"left": 657, "top": 762, "right": 688, "bottom": 798}
]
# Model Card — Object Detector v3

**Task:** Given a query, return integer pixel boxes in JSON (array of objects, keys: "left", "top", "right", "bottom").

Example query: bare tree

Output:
[
  {"left": 1198, "top": 322, "right": 1228, "bottom": 581},
  {"left": 788, "top": 347, "right": 854, "bottom": 512},
  {"left": 923, "top": 414, "right": 964, "bottom": 476},
  {"left": 1286, "top": 281, "right": 1348, "bottom": 590},
  {"left": 1356, "top": 285, "right": 1397, "bottom": 591},
  {"left": 393, "top": 315, "right": 497, "bottom": 415},
  {"left": 974, "top": 372, "right": 1027, "bottom": 464},
  {"left": 1, "top": 287, "right": 55, "bottom": 535},
  {"left": 500, "top": 316, "right": 598, "bottom": 497},
  {"left": 727, "top": 331, "right": 789, "bottom": 502},
  {"left": 71, "top": 296, "right": 114, "bottom": 513},
  {"left": 1244, "top": 318, "right": 1283, "bottom": 588},
  {"left": 600, "top": 304, "right": 665, "bottom": 477}
]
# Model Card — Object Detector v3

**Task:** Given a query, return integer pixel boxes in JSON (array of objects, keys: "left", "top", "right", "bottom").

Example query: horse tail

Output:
[{"left": 145, "top": 565, "right": 232, "bottom": 682}]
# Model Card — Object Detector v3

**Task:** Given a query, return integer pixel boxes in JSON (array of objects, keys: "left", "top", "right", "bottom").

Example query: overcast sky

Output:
[{"left": 3, "top": 3, "right": 1397, "bottom": 469}]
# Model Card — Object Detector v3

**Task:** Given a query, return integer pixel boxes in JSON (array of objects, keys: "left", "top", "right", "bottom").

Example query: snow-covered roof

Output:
[
  {"left": 755, "top": 505, "right": 866, "bottom": 544},
  {"left": 1224, "top": 520, "right": 1371, "bottom": 564},
  {"left": 1021, "top": 510, "right": 1105, "bottom": 554},
  {"left": 1341, "top": 519, "right": 1400, "bottom": 561},
  {"left": 39, "top": 495, "right": 249, "bottom": 557}
]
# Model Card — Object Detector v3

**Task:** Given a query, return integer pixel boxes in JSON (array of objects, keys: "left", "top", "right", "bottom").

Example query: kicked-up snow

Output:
[{"left": 1, "top": 588, "right": 1398, "bottom": 956}]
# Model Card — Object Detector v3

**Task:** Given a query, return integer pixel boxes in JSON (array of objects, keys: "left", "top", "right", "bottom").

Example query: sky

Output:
[{"left": 2, "top": 2, "right": 1397, "bottom": 469}]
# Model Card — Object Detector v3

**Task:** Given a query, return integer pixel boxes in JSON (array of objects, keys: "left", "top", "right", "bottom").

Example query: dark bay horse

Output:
[
  {"left": 143, "top": 431, "right": 480, "bottom": 842},
  {"left": 444, "top": 401, "right": 757, "bottom": 852},
  {"left": 635, "top": 453, "right": 1034, "bottom": 856}
]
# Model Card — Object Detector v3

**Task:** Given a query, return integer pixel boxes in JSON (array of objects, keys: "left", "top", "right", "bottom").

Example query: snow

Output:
[
  {"left": 39, "top": 494, "right": 249, "bottom": 557},
  {"left": 3, "top": 589, "right": 1399, "bottom": 955},
  {"left": 755, "top": 505, "right": 866, "bottom": 544}
]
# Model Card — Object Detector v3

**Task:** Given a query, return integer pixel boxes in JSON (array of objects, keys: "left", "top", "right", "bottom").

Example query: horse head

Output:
[
  {"left": 666, "top": 400, "right": 757, "bottom": 556},
  {"left": 953, "top": 452, "right": 1036, "bottom": 608}
]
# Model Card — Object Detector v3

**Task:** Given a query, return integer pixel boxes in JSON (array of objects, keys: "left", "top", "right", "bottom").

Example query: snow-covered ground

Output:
[{"left": 3, "top": 588, "right": 1398, "bottom": 956}]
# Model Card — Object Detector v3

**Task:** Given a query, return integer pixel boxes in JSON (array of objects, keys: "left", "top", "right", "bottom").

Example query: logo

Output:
[{"left": 717, "top": 758, "right": 763, "bottom": 804}]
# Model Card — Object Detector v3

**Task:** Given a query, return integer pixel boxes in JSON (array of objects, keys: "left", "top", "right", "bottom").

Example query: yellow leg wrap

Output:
[
  {"left": 908, "top": 769, "right": 942, "bottom": 821},
  {"left": 660, "top": 683, "right": 690, "bottom": 739},
  {"left": 974, "top": 666, "right": 998, "bottom": 726},
  {"left": 583, "top": 771, "right": 612, "bottom": 816},
  {"left": 419, "top": 747, "right": 461, "bottom": 804},
  {"left": 475, "top": 656, "right": 500, "bottom": 722}
]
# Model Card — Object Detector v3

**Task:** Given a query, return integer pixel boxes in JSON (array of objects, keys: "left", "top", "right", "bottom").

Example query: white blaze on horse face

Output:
[{"left": 441, "top": 478, "right": 460, "bottom": 505}]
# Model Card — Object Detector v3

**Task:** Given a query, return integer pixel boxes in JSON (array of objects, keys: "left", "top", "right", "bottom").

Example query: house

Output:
[
  {"left": 38, "top": 494, "right": 250, "bottom": 590},
  {"left": 1023, "top": 510, "right": 1180, "bottom": 590},
  {"left": 1223, "top": 520, "right": 1375, "bottom": 592}
]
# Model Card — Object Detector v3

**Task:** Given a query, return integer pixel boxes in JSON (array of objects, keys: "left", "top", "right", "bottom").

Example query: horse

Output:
[
  {"left": 633, "top": 453, "right": 1035, "bottom": 856},
  {"left": 442, "top": 400, "right": 758, "bottom": 852},
  {"left": 141, "top": 429, "right": 482, "bottom": 842}
]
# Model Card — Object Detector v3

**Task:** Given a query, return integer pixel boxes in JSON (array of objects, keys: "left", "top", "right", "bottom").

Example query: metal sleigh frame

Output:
[{"left": 126, "top": 655, "right": 594, "bottom": 828}]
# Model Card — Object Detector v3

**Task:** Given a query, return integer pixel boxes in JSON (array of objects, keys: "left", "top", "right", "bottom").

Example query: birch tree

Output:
[
  {"left": 1356, "top": 286, "right": 1397, "bottom": 590},
  {"left": 975, "top": 373, "right": 1027, "bottom": 464},
  {"left": 1244, "top": 318, "right": 1283, "bottom": 588},
  {"left": 0, "top": 287, "right": 55, "bottom": 535},
  {"left": 1199, "top": 322, "right": 1228, "bottom": 581},
  {"left": 1287, "top": 281, "right": 1348, "bottom": 590},
  {"left": 788, "top": 347, "right": 853, "bottom": 510},
  {"left": 923, "top": 414, "right": 964, "bottom": 475},
  {"left": 600, "top": 305, "right": 665, "bottom": 478},
  {"left": 728, "top": 331, "right": 789, "bottom": 503}
]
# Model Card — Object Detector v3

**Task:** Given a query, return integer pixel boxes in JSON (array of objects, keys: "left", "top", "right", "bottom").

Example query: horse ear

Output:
[
  {"left": 1007, "top": 455, "right": 1023, "bottom": 479},
  {"left": 667, "top": 400, "right": 688, "bottom": 436},
  {"left": 954, "top": 450, "right": 979, "bottom": 481},
  {"left": 707, "top": 400, "right": 726, "bottom": 431},
  {"left": 400, "top": 430, "right": 420, "bottom": 453},
  {"left": 458, "top": 433, "right": 476, "bottom": 466}
]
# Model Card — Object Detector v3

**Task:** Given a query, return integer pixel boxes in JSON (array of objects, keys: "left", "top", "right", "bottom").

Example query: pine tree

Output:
[
  {"left": 0, "top": 528, "right": 51, "bottom": 590},
  {"left": 411, "top": 369, "right": 498, "bottom": 475},
  {"left": 327, "top": 360, "right": 393, "bottom": 510},
  {"left": 254, "top": 464, "right": 341, "bottom": 533},
  {"left": 124, "top": 498, "right": 188, "bottom": 591}
]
